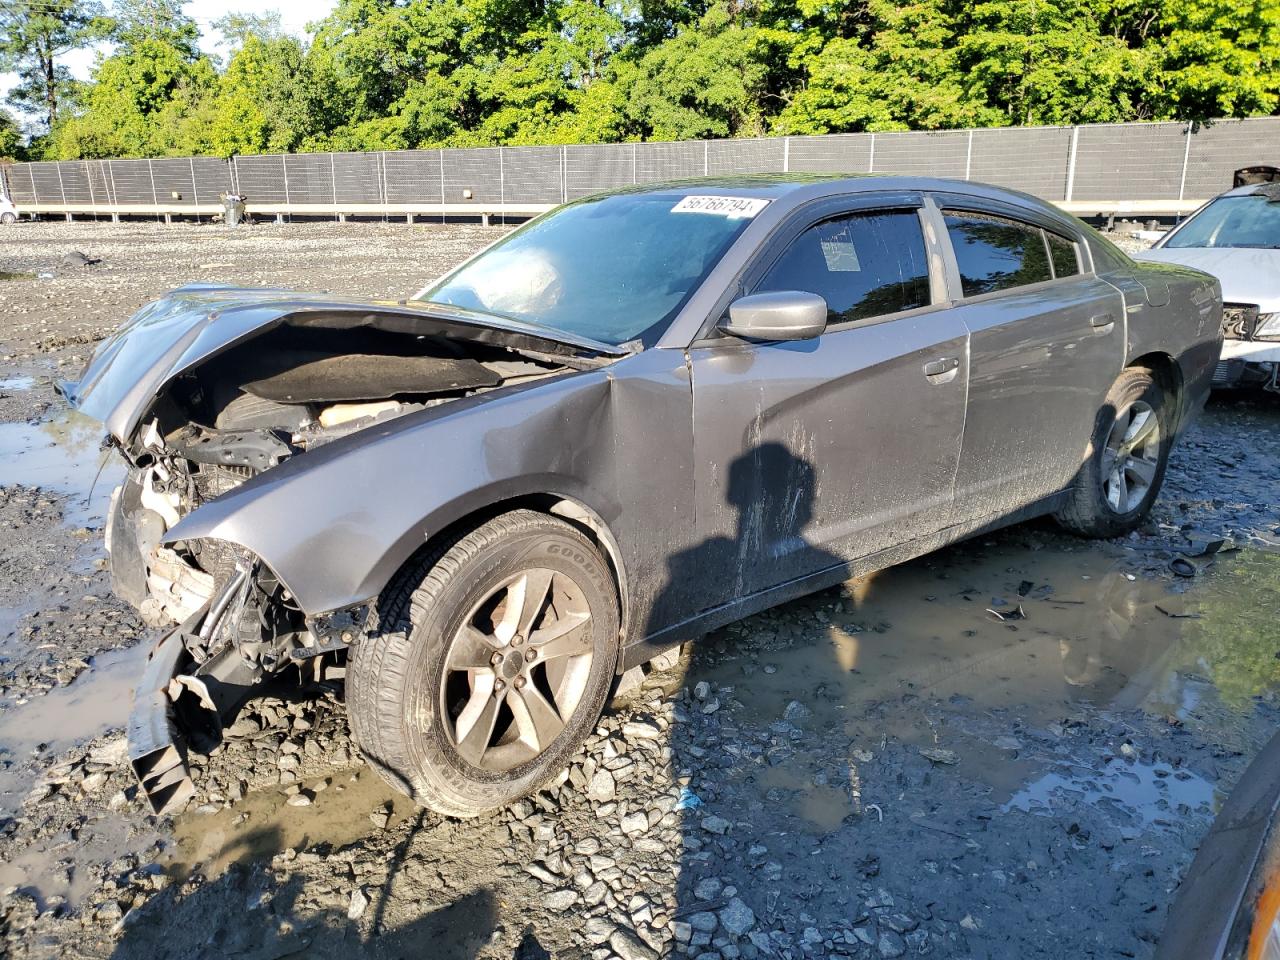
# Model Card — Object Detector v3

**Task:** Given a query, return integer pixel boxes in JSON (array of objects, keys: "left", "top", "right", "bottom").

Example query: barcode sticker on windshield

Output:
[{"left": 672, "top": 195, "right": 770, "bottom": 219}]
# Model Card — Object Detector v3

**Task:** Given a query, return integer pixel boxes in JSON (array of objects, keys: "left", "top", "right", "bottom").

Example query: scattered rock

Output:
[
  {"left": 701, "top": 815, "right": 731, "bottom": 835},
  {"left": 920, "top": 748, "right": 960, "bottom": 765},
  {"left": 543, "top": 889, "right": 578, "bottom": 911},
  {"left": 719, "top": 897, "right": 755, "bottom": 936},
  {"left": 347, "top": 887, "right": 369, "bottom": 920}
]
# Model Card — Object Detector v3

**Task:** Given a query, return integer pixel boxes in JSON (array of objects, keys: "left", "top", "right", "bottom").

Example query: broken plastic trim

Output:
[{"left": 127, "top": 610, "right": 204, "bottom": 816}]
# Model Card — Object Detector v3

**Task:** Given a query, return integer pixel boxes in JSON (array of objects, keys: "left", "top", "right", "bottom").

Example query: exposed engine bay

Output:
[{"left": 105, "top": 316, "right": 569, "bottom": 786}]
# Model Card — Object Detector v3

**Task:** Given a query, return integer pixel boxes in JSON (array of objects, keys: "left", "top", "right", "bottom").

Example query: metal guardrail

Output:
[{"left": 3, "top": 117, "right": 1278, "bottom": 222}]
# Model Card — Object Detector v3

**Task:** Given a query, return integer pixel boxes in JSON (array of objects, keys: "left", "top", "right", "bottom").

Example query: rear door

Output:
[
  {"left": 930, "top": 195, "right": 1125, "bottom": 526},
  {"left": 685, "top": 194, "right": 970, "bottom": 607}
]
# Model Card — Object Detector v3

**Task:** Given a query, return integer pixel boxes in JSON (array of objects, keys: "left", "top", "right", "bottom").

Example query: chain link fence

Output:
[{"left": 4, "top": 117, "right": 1277, "bottom": 220}]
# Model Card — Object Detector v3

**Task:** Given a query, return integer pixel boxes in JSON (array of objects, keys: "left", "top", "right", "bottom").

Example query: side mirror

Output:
[{"left": 719, "top": 291, "right": 828, "bottom": 342}]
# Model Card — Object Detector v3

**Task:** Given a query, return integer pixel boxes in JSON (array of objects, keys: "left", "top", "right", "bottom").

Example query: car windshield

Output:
[
  {"left": 416, "top": 192, "right": 761, "bottom": 346},
  {"left": 1165, "top": 194, "right": 1280, "bottom": 249}
]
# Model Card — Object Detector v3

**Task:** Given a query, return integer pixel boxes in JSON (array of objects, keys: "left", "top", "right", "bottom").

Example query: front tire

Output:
[
  {"left": 0, "top": 212, "right": 16, "bottom": 225},
  {"left": 348, "top": 510, "right": 620, "bottom": 817},
  {"left": 1055, "top": 366, "right": 1173, "bottom": 538}
]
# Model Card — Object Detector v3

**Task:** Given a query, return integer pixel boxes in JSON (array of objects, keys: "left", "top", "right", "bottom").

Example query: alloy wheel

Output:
[
  {"left": 1101, "top": 399, "right": 1160, "bottom": 514},
  {"left": 441, "top": 568, "right": 594, "bottom": 771}
]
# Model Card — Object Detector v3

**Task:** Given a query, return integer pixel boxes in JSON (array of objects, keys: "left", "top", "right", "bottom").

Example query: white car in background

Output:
[
  {"left": 0, "top": 195, "right": 19, "bottom": 225},
  {"left": 1136, "top": 179, "right": 1280, "bottom": 390}
]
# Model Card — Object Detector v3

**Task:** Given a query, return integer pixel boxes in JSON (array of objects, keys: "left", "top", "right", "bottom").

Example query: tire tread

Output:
[{"left": 348, "top": 509, "right": 617, "bottom": 817}]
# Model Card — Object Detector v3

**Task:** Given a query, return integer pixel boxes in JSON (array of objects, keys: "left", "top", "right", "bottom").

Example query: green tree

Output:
[
  {"left": 776, "top": 0, "right": 1003, "bottom": 133},
  {"left": 0, "top": 110, "right": 24, "bottom": 160},
  {"left": 213, "top": 10, "right": 285, "bottom": 50},
  {"left": 108, "top": 0, "right": 200, "bottom": 58},
  {"left": 624, "top": 4, "right": 768, "bottom": 140},
  {"left": 956, "top": 0, "right": 1158, "bottom": 125},
  {"left": 1157, "top": 0, "right": 1280, "bottom": 119},
  {"left": 0, "top": 0, "right": 105, "bottom": 130},
  {"left": 200, "top": 32, "right": 314, "bottom": 155},
  {"left": 46, "top": 12, "right": 216, "bottom": 158}
]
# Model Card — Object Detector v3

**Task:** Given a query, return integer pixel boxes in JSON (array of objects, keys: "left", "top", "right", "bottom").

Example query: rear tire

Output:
[
  {"left": 0, "top": 212, "right": 15, "bottom": 225},
  {"left": 1055, "top": 366, "right": 1173, "bottom": 538},
  {"left": 348, "top": 510, "right": 620, "bottom": 818}
]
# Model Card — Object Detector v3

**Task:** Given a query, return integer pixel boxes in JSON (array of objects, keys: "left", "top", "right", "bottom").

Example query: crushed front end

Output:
[
  {"left": 1213, "top": 303, "right": 1280, "bottom": 390},
  {"left": 61, "top": 287, "right": 584, "bottom": 814}
]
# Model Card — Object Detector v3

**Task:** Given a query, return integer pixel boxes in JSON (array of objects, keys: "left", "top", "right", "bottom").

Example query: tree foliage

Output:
[
  {"left": 0, "top": 110, "right": 24, "bottom": 160},
  {"left": 0, "top": 0, "right": 105, "bottom": 130},
  {"left": 16, "top": 0, "right": 1279, "bottom": 159}
]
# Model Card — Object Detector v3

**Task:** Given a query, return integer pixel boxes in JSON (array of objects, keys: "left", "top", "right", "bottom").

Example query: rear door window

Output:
[
  {"left": 943, "top": 211, "right": 1053, "bottom": 296},
  {"left": 754, "top": 210, "right": 932, "bottom": 324}
]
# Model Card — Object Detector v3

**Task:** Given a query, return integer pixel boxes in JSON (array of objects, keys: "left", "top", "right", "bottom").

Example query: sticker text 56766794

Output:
[{"left": 671, "top": 195, "right": 771, "bottom": 219}]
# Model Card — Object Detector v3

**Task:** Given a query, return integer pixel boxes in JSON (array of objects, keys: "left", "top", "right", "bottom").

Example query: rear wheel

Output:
[
  {"left": 348, "top": 510, "right": 620, "bottom": 817},
  {"left": 0, "top": 212, "right": 16, "bottom": 226},
  {"left": 1055, "top": 366, "right": 1173, "bottom": 538}
]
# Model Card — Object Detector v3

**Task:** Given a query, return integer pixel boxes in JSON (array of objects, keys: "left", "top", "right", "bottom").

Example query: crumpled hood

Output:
[
  {"left": 60, "top": 284, "right": 624, "bottom": 442},
  {"left": 1135, "top": 247, "right": 1280, "bottom": 313}
]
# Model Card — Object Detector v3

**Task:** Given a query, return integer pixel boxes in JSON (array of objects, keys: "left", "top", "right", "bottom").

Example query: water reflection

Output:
[
  {"left": 706, "top": 542, "right": 1280, "bottom": 728},
  {"left": 695, "top": 536, "right": 1280, "bottom": 833},
  {"left": 1005, "top": 758, "right": 1218, "bottom": 828},
  {"left": 0, "top": 408, "right": 122, "bottom": 527}
]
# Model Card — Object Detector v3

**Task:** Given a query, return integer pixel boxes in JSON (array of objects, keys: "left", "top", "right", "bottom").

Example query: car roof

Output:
[
  {"left": 1218, "top": 181, "right": 1280, "bottom": 200},
  {"left": 596, "top": 173, "right": 1081, "bottom": 234},
  {"left": 604, "top": 173, "right": 1050, "bottom": 207}
]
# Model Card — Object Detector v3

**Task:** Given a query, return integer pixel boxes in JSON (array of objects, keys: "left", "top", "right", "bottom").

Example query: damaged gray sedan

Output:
[{"left": 64, "top": 176, "right": 1223, "bottom": 817}]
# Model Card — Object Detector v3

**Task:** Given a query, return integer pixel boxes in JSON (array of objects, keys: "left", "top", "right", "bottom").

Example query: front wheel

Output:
[
  {"left": 0, "top": 212, "right": 16, "bottom": 225},
  {"left": 1055, "top": 366, "right": 1174, "bottom": 538},
  {"left": 348, "top": 510, "right": 620, "bottom": 817}
]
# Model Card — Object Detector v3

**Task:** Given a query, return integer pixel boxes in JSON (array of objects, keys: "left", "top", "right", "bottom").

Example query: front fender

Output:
[{"left": 165, "top": 371, "right": 620, "bottom": 615}]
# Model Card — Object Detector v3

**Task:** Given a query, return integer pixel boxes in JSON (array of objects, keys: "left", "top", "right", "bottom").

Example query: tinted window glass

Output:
[
  {"left": 1047, "top": 232, "right": 1080, "bottom": 277},
  {"left": 943, "top": 212, "right": 1052, "bottom": 296},
  {"left": 754, "top": 211, "right": 931, "bottom": 324}
]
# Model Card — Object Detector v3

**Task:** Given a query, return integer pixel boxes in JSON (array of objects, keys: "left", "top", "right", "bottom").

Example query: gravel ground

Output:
[{"left": 1, "top": 221, "right": 1279, "bottom": 960}]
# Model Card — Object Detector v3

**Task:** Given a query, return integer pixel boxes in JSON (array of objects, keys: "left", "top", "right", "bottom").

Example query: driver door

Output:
[{"left": 686, "top": 196, "right": 970, "bottom": 609}]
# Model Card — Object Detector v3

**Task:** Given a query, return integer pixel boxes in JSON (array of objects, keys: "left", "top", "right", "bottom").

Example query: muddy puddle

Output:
[
  {"left": 0, "top": 407, "right": 122, "bottom": 528},
  {"left": 167, "top": 766, "right": 414, "bottom": 881},
  {"left": 698, "top": 538, "right": 1280, "bottom": 832},
  {"left": 1005, "top": 757, "right": 1217, "bottom": 827},
  {"left": 0, "top": 814, "right": 161, "bottom": 913},
  {"left": 0, "top": 642, "right": 156, "bottom": 905},
  {"left": 1, "top": 642, "right": 147, "bottom": 756}
]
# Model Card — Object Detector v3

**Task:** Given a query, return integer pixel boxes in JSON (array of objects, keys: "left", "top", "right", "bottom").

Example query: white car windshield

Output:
[
  {"left": 417, "top": 192, "right": 762, "bottom": 346},
  {"left": 1165, "top": 194, "right": 1280, "bottom": 249}
]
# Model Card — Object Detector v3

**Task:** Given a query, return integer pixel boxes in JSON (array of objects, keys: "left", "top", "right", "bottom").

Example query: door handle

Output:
[
  {"left": 1090, "top": 313, "right": 1116, "bottom": 331},
  {"left": 923, "top": 357, "right": 960, "bottom": 382}
]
